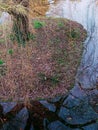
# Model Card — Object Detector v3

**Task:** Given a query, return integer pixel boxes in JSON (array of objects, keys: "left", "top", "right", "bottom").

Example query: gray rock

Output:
[
  {"left": 59, "top": 98, "right": 98, "bottom": 125},
  {"left": 47, "top": 96, "right": 62, "bottom": 103},
  {"left": 59, "top": 106, "right": 70, "bottom": 119},
  {"left": 40, "top": 100, "right": 56, "bottom": 112},
  {"left": 0, "top": 12, "right": 11, "bottom": 24},
  {"left": 63, "top": 95, "right": 83, "bottom": 108},
  {"left": 48, "top": 0, "right": 54, "bottom": 4},
  {"left": 0, "top": 102, "right": 16, "bottom": 114},
  {"left": 47, "top": 121, "right": 70, "bottom": 130},
  {"left": 1, "top": 108, "right": 29, "bottom": 130},
  {"left": 82, "top": 123, "right": 98, "bottom": 130}
]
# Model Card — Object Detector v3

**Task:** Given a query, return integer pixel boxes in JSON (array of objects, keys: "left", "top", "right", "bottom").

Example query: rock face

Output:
[
  {"left": 0, "top": 12, "right": 11, "bottom": 24},
  {"left": 0, "top": 0, "right": 98, "bottom": 129},
  {"left": 46, "top": 0, "right": 98, "bottom": 90},
  {"left": 0, "top": 97, "right": 97, "bottom": 130}
]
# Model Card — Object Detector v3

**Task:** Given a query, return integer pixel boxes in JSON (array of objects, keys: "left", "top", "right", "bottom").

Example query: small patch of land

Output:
[{"left": 0, "top": 18, "right": 87, "bottom": 101}]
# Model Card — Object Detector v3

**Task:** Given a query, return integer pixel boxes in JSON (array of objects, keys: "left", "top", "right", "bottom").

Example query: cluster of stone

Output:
[{"left": 0, "top": 93, "right": 97, "bottom": 130}]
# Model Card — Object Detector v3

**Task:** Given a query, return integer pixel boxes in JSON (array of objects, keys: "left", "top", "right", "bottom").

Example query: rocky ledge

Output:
[{"left": 0, "top": 91, "right": 97, "bottom": 130}]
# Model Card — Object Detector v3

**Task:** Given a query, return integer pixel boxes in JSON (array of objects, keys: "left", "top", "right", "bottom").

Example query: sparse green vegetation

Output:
[
  {"left": 8, "top": 49, "right": 14, "bottom": 55},
  {"left": 33, "top": 20, "right": 45, "bottom": 29},
  {"left": 58, "top": 21, "right": 64, "bottom": 28},
  {"left": 0, "top": 59, "right": 6, "bottom": 76},
  {"left": 28, "top": 33, "right": 36, "bottom": 41},
  {"left": 38, "top": 72, "right": 47, "bottom": 81},
  {"left": 70, "top": 28, "right": 80, "bottom": 39},
  {"left": 10, "top": 34, "right": 16, "bottom": 41},
  {"left": 0, "top": 38, "right": 5, "bottom": 43},
  {"left": 49, "top": 75, "right": 60, "bottom": 85},
  {"left": 0, "top": 17, "right": 87, "bottom": 101},
  {"left": 0, "top": 59, "right": 4, "bottom": 65},
  {"left": 38, "top": 72, "right": 60, "bottom": 85}
]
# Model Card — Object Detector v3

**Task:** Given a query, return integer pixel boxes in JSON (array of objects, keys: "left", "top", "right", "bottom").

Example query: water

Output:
[{"left": 47, "top": 0, "right": 98, "bottom": 96}]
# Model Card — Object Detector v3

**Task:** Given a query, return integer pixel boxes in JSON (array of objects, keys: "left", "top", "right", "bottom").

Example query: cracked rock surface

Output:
[{"left": 0, "top": 96, "right": 97, "bottom": 130}]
